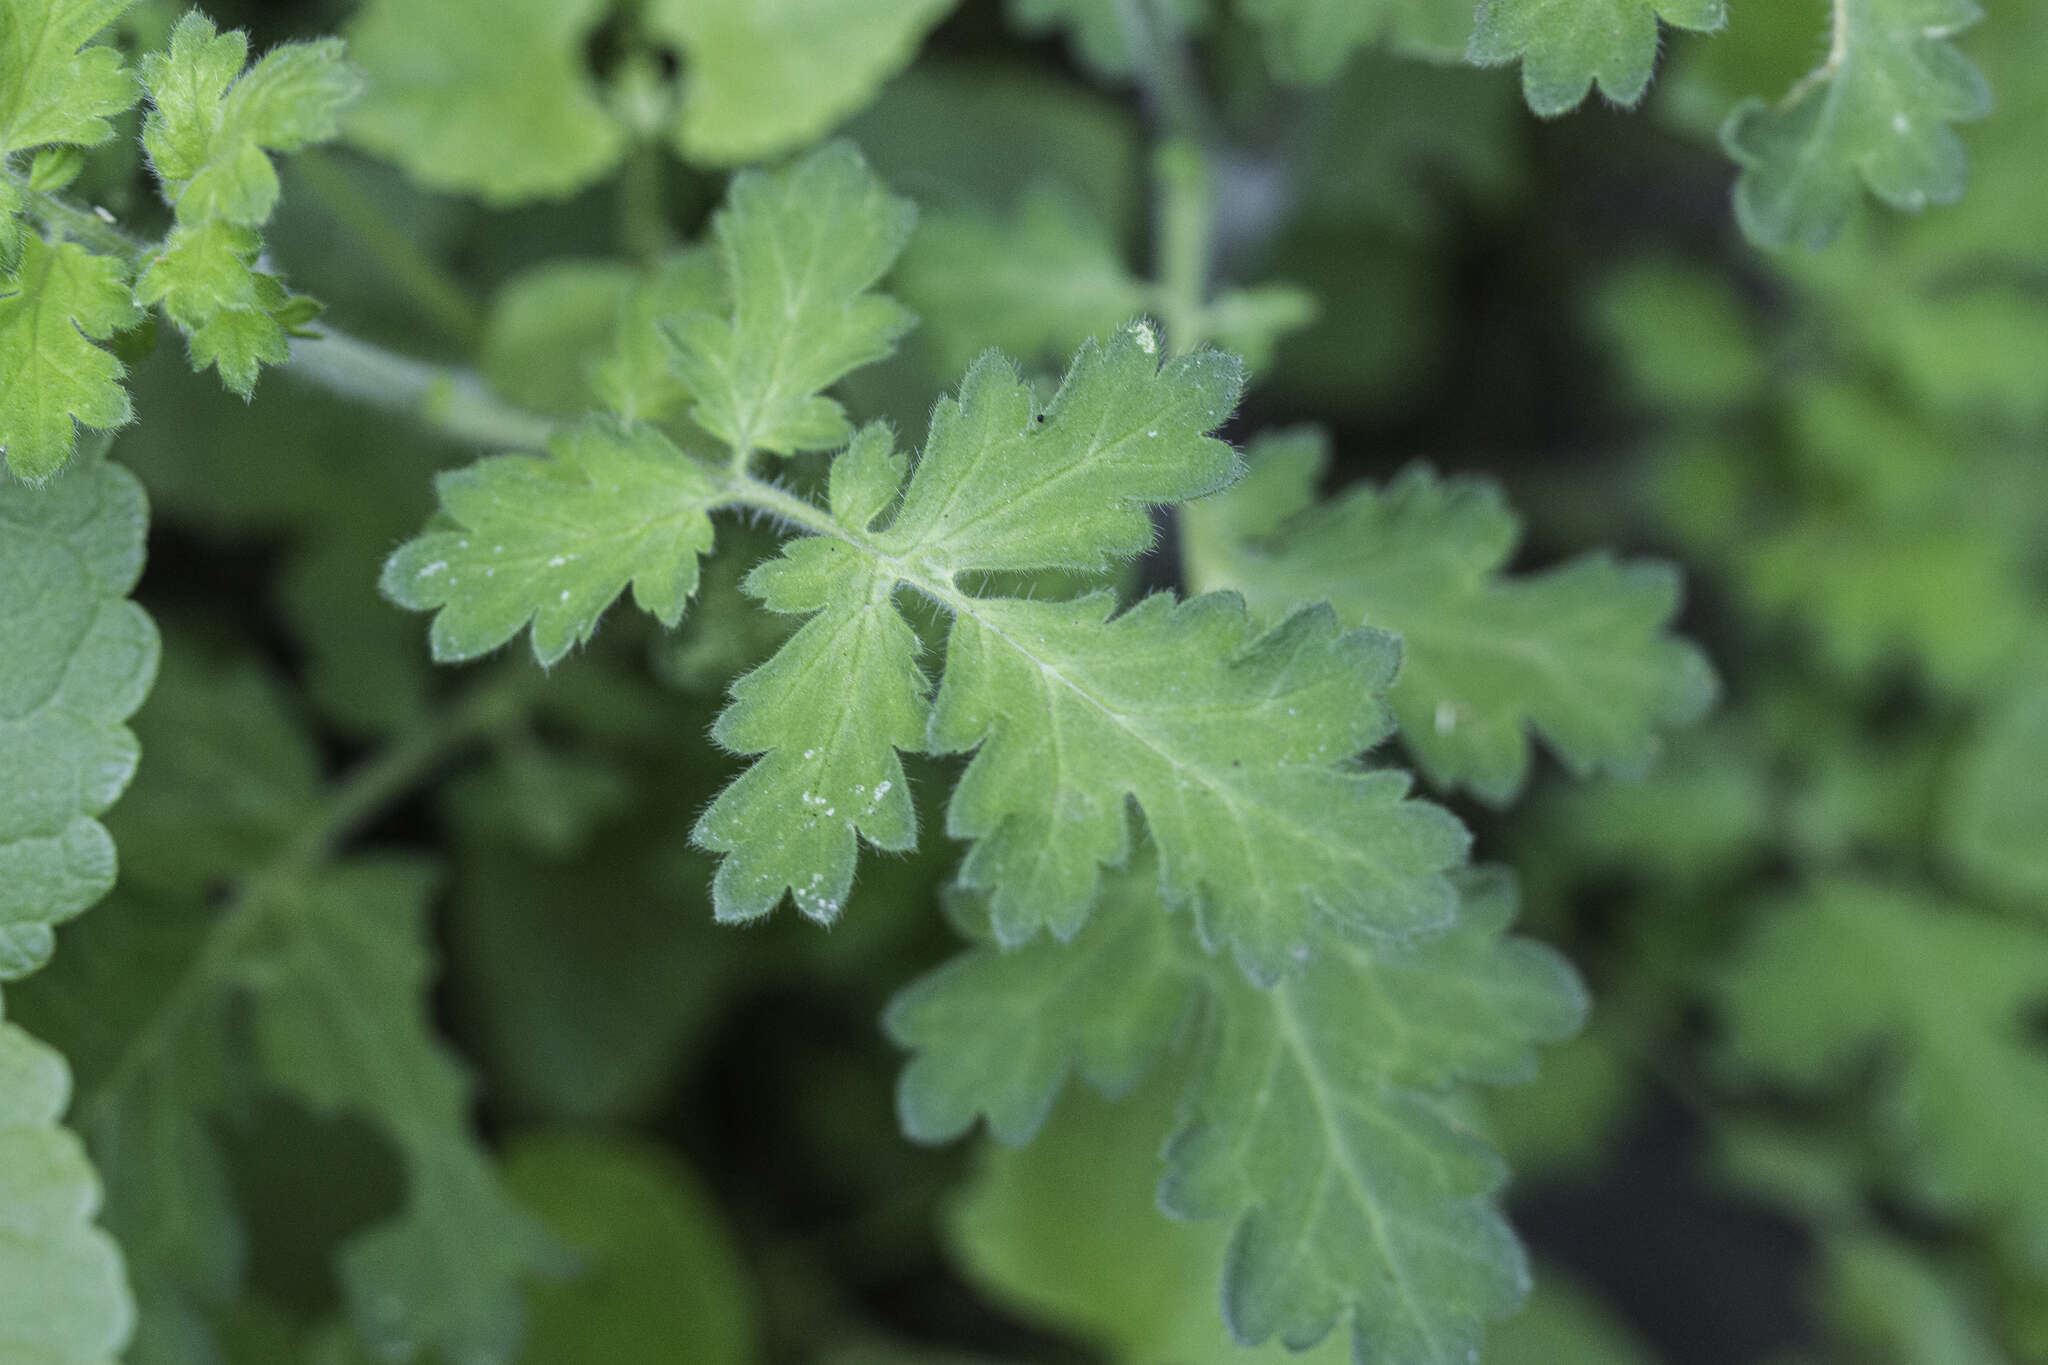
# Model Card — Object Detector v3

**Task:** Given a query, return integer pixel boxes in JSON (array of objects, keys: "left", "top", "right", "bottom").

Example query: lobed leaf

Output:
[
  {"left": 136, "top": 12, "right": 360, "bottom": 396},
  {"left": 381, "top": 418, "right": 721, "bottom": 666},
  {"left": 0, "top": 1018, "right": 134, "bottom": 1365},
  {"left": 1185, "top": 430, "right": 1716, "bottom": 804},
  {"left": 0, "top": 236, "right": 141, "bottom": 483},
  {"left": 0, "top": 0, "right": 138, "bottom": 160},
  {"left": 0, "top": 458, "right": 157, "bottom": 974},
  {"left": 667, "top": 142, "right": 917, "bottom": 459},
  {"left": 1469, "top": 0, "right": 1727, "bottom": 116},
  {"left": 1724, "top": 0, "right": 1990, "bottom": 250},
  {"left": 891, "top": 858, "right": 1585, "bottom": 1363}
]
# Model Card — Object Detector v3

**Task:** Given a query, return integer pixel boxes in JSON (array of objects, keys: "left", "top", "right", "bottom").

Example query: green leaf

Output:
[
  {"left": 1723, "top": 0, "right": 1990, "bottom": 250},
  {"left": 931, "top": 593, "right": 1466, "bottom": 971},
  {"left": 1469, "top": 0, "right": 1727, "bottom": 116},
  {"left": 1185, "top": 432, "right": 1715, "bottom": 803},
  {"left": 1720, "top": 882, "right": 2048, "bottom": 1268},
  {"left": 0, "top": 1016, "right": 134, "bottom": 1365},
  {"left": 894, "top": 184, "right": 1149, "bottom": 379},
  {"left": 140, "top": 12, "right": 361, "bottom": 226},
  {"left": 380, "top": 417, "right": 721, "bottom": 666},
  {"left": 239, "top": 859, "right": 565, "bottom": 1364},
  {"left": 948, "top": 1072, "right": 1349, "bottom": 1365},
  {"left": 0, "top": 453, "right": 153, "bottom": 1364},
  {"left": 1943, "top": 678, "right": 2048, "bottom": 910},
  {"left": 693, "top": 480, "right": 930, "bottom": 925},
  {"left": 688, "top": 329, "right": 1464, "bottom": 975},
  {"left": 0, "top": 457, "right": 156, "bottom": 975},
  {"left": 644, "top": 0, "right": 959, "bottom": 164},
  {"left": 13, "top": 648, "right": 558, "bottom": 1365},
  {"left": 343, "top": 0, "right": 624, "bottom": 204},
  {"left": 504, "top": 1135, "right": 757, "bottom": 1365},
  {"left": 667, "top": 142, "right": 917, "bottom": 459},
  {"left": 891, "top": 858, "right": 1585, "bottom": 1362},
  {"left": 0, "top": 0, "right": 138, "bottom": 159},
  {"left": 136, "top": 12, "right": 359, "bottom": 396},
  {"left": 0, "top": 235, "right": 140, "bottom": 483},
  {"left": 1240, "top": 0, "right": 1476, "bottom": 81}
]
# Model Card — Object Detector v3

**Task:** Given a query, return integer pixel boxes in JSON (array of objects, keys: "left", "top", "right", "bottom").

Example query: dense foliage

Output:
[{"left": 3, "top": 0, "right": 2044, "bottom": 1362}]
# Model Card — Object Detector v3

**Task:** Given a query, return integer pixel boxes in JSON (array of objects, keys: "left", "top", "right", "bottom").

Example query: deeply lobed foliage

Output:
[{"left": 3, "top": 0, "right": 2039, "bottom": 1362}]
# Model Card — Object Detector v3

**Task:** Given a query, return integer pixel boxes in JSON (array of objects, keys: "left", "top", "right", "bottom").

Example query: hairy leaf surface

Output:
[
  {"left": 137, "top": 12, "right": 360, "bottom": 394},
  {"left": 891, "top": 859, "right": 1584, "bottom": 1362},
  {"left": 0, "top": 0, "right": 137, "bottom": 163},
  {"left": 1185, "top": 431, "right": 1715, "bottom": 803},
  {"left": 0, "top": 458, "right": 156, "bottom": 974},
  {"left": 1724, "top": 0, "right": 1990, "bottom": 250},
  {"left": 667, "top": 142, "right": 916, "bottom": 459},
  {"left": 1470, "top": 0, "right": 1727, "bottom": 116},
  {"left": 0, "top": 236, "right": 140, "bottom": 483},
  {"left": 380, "top": 418, "right": 720, "bottom": 666}
]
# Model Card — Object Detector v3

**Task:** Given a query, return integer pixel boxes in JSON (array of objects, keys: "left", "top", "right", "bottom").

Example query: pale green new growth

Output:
[
  {"left": 668, "top": 142, "right": 916, "bottom": 459},
  {"left": 1721, "top": 883, "right": 2048, "bottom": 1266},
  {"left": 0, "top": 1019, "right": 133, "bottom": 1365},
  {"left": 1723, "top": 0, "right": 1990, "bottom": 249},
  {"left": 137, "top": 11, "right": 361, "bottom": 394},
  {"left": 1943, "top": 679, "right": 2048, "bottom": 909},
  {"left": 890, "top": 859, "right": 1585, "bottom": 1363},
  {"left": 0, "top": 459, "right": 157, "bottom": 974},
  {"left": 0, "top": 0, "right": 137, "bottom": 166},
  {"left": 344, "top": 0, "right": 623, "bottom": 204},
  {"left": 380, "top": 418, "right": 721, "bottom": 666},
  {"left": 645, "top": 0, "right": 958, "bottom": 165},
  {"left": 1185, "top": 430, "right": 1715, "bottom": 803},
  {"left": 1470, "top": 0, "right": 1727, "bottom": 116},
  {"left": 0, "top": 237, "right": 140, "bottom": 483}
]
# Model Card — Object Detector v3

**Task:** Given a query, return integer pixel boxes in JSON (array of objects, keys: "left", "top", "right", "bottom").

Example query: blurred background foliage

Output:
[{"left": 19, "top": 0, "right": 2048, "bottom": 1361}]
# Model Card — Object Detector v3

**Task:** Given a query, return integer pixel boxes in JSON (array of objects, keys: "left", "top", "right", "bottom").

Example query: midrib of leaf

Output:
[
  {"left": 722, "top": 469, "right": 1336, "bottom": 852},
  {"left": 1266, "top": 984, "right": 1446, "bottom": 1358}
]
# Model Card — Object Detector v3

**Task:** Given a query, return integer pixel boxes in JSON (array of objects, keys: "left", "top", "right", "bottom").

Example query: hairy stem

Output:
[
  {"left": 283, "top": 329, "right": 563, "bottom": 451},
  {"left": 8, "top": 170, "right": 154, "bottom": 263}
]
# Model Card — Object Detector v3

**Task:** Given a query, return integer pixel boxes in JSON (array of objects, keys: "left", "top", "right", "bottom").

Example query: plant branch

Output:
[
  {"left": 283, "top": 329, "right": 563, "bottom": 451},
  {"left": 7, "top": 169, "right": 153, "bottom": 264}
]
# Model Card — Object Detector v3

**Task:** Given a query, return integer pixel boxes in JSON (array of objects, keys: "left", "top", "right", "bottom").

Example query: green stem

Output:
[
  {"left": 619, "top": 141, "right": 674, "bottom": 263},
  {"left": 8, "top": 169, "right": 153, "bottom": 264},
  {"left": 81, "top": 670, "right": 534, "bottom": 1124},
  {"left": 1152, "top": 137, "right": 1215, "bottom": 354},
  {"left": 283, "top": 329, "right": 563, "bottom": 451},
  {"left": 292, "top": 151, "right": 486, "bottom": 349}
]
